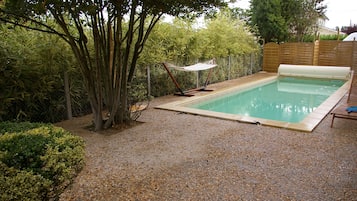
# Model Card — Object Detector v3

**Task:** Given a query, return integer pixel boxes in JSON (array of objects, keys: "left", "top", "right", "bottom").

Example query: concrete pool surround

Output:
[{"left": 156, "top": 65, "right": 352, "bottom": 132}]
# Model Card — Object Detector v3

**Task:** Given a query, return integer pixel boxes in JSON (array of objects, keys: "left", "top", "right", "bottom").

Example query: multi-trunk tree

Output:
[{"left": 0, "top": 0, "right": 226, "bottom": 131}]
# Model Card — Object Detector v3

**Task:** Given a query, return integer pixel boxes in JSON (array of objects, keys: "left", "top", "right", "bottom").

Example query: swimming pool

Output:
[
  {"left": 156, "top": 71, "right": 352, "bottom": 132},
  {"left": 189, "top": 76, "right": 345, "bottom": 123}
]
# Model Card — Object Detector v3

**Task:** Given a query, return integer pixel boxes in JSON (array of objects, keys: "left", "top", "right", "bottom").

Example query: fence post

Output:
[
  {"left": 228, "top": 55, "right": 231, "bottom": 80},
  {"left": 250, "top": 53, "right": 254, "bottom": 74},
  {"left": 244, "top": 55, "right": 246, "bottom": 75},
  {"left": 64, "top": 71, "right": 72, "bottom": 120},
  {"left": 146, "top": 66, "right": 151, "bottom": 98},
  {"left": 313, "top": 40, "right": 319, "bottom": 66}
]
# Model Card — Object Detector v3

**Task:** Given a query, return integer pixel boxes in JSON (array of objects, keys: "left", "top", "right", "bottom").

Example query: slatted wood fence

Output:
[{"left": 263, "top": 40, "right": 357, "bottom": 72}]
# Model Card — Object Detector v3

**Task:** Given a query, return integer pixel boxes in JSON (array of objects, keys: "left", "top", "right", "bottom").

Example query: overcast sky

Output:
[
  {"left": 233, "top": 0, "right": 357, "bottom": 29},
  {"left": 324, "top": 0, "right": 357, "bottom": 28}
]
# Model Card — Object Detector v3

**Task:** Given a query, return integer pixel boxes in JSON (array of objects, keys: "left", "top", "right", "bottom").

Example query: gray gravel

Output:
[{"left": 58, "top": 82, "right": 357, "bottom": 201}]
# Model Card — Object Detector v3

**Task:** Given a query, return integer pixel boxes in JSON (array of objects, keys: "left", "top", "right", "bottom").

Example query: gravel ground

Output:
[{"left": 57, "top": 78, "right": 357, "bottom": 201}]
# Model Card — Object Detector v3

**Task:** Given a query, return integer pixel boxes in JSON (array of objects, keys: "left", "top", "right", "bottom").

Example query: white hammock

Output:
[
  {"left": 161, "top": 59, "right": 217, "bottom": 96},
  {"left": 165, "top": 60, "right": 217, "bottom": 72}
]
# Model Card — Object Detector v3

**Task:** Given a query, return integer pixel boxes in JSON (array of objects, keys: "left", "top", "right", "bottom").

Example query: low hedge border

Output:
[{"left": 0, "top": 122, "right": 85, "bottom": 201}]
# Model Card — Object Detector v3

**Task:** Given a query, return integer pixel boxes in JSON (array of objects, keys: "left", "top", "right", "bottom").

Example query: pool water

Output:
[{"left": 189, "top": 77, "right": 345, "bottom": 123}]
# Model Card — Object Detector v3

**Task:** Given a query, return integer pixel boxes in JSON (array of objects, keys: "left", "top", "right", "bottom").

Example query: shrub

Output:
[
  {"left": 0, "top": 122, "right": 85, "bottom": 200},
  {"left": 0, "top": 162, "right": 52, "bottom": 201},
  {"left": 0, "top": 26, "right": 89, "bottom": 123},
  {"left": 0, "top": 121, "right": 47, "bottom": 134}
]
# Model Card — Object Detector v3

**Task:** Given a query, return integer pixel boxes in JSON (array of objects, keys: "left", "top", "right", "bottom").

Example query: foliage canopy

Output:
[
  {"left": 0, "top": 0, "right": 227, "bottom": 130},
  {"left": 0, "top": 7, "right": 261, "bottom": 124},
  {"left": 249, "top": 0, "right": 327, "bottom": 43}
]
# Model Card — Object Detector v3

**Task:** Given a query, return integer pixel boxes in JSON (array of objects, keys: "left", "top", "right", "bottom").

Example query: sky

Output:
[
  {"left": 232, "top": 0, "right": 357, "bottom": 29},
  {"left": 324, "top": 0, "right": 357, "bottom": 28}
]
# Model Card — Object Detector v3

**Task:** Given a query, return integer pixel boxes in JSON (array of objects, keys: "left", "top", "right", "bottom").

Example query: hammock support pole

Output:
[
  {"left": 204, "top": 68, "right": 214, "bottom": 88},
  {"left": 162, "top": 62, "right": 186, "bottom": 96}
]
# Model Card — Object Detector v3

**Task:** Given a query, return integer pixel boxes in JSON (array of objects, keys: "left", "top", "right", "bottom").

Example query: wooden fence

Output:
[{"left": 263, "top": 40, "right": 357, "bottom": 72}]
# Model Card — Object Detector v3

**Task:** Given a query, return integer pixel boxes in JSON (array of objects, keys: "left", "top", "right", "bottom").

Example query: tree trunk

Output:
[
  {"left": 93, "top": 106, "right": 103, "bottom": 131},
  {"left": 86, "top": 79, "right": 104, "bottom": 131}
]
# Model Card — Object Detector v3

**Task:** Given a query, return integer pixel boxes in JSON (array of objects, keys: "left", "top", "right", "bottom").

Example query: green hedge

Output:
[{"left": 0, "top": 122, "right": 85, "bottom": 201}]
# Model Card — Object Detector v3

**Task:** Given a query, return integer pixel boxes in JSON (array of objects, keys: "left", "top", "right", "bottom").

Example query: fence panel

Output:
[
  {"left": 318, "top": 41, "right": 357, "bottom": 71},
  {"left": 295, "top": 43, "right": 315, "bottom": 65},
  {"left": 280, "top": 43, "right": 297, "bottom": 64},
  {"left": 318, "top": 40, "right": 339, "bottom": 66},
  {"left": 280, "top": 43, "right": 314, "bottom": 65},
  {"left": 264, "top": 40, "right": 357, "bottom": 72},
  {"left": 263, "top": 43, "right": 280, "bottom": 72},
  {"left": 336, "top": 42, "right": 353, "bottom": 67}
]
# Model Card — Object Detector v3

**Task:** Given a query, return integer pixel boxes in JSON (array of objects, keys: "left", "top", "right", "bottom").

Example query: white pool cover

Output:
[{"left": 278, "top": 64, "right": 351, "bottom": 80}]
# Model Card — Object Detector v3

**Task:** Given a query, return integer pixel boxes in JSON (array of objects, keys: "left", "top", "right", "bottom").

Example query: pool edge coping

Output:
[{"left": 155, "top": 73, "right": 351, "bottom": 132}]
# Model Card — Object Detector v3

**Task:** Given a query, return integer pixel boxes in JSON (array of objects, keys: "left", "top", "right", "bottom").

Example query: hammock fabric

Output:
[
  {"left": 162, "top": 60, "right": 217, "bottom": 96},
  {"left": 164, "top": 61, "right": 217, "bottom": 72}
]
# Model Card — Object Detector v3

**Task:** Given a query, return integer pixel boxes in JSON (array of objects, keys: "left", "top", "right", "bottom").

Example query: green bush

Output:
[
  {"left": 0, "top": 162, "right": 52, "bottom": 201},
  {"left": 0, "top": 121, "right": 47, "bottom": 134},
  {"left": 0, "top": 122, "right": 85, "bottom": 200},
  {"left": 0, "top": 26, "right": 90, "bottom": 123}
]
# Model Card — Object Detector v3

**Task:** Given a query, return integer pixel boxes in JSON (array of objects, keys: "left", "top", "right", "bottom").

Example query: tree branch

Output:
[{"left": 0, "top": 10, "right": 69, "bottom": 43}]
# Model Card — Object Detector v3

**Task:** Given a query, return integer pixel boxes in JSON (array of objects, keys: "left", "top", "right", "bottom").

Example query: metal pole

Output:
[
  {"left": 250, "top": 53, "right": 254, "bottom": 74},
  {"left": 64, "top": 71, "right": 72, "bottom": 120},
  {"left": 196, "top": 71, "right": 199, "bottom": 88},
  {"left": 146, "top": 66, "right": 151, "bottom": 97},
  {"left": 228, "top": 55, "right": 231, "bottom": 80}
]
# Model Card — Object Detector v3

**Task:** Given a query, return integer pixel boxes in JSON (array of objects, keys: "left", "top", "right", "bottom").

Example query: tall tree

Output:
[
  {"left": 0, "top": 0, "right": 226, "bottom": 131},
  {"left": 249, "top": 0, "right": 288, "bottom": 43},
  {"left": 249, "top": 0, "right": 326, "bottom": 43},
  {"left": 283, "top": 0, "right": 326, "bottom": 41}
]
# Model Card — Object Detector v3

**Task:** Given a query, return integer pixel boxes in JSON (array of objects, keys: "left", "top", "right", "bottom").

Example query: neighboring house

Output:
[{"left": 318, "top": 25, "right": 346, "bottom": 36}]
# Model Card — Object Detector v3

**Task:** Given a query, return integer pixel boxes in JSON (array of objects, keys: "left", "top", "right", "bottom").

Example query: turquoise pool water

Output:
[{"left": 189, "top": 77, "right": 345, "bottom": 123}]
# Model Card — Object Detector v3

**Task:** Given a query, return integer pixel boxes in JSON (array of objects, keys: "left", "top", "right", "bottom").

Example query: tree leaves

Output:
[
  {"left": 140, "top": 11, "right": 258, "bottom": 64},
  {"left": 249, "top": 0, "right": 327, "bottom": 42}
]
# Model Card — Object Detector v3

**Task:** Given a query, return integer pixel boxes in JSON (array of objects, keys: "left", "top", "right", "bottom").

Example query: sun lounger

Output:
[
  {"left": 330, "top": 71, "right": 357, "bottom": 127},
  {"left": 330, "top": 102, "right": 357, "bottom": 127}
]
